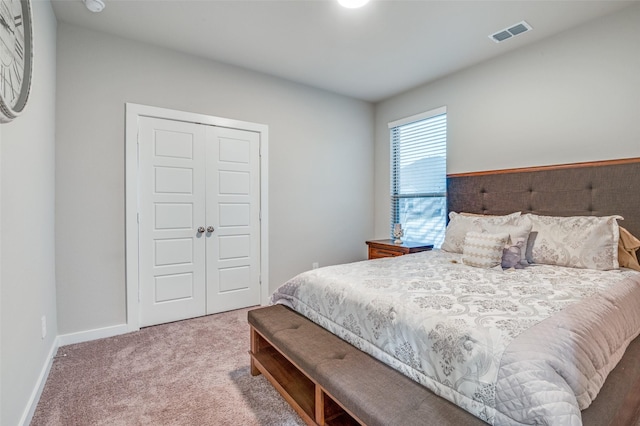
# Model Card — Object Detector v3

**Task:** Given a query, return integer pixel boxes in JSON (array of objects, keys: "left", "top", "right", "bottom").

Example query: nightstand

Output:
[{"left": 365, "top": 239, "right": 433, "bottom": 260}]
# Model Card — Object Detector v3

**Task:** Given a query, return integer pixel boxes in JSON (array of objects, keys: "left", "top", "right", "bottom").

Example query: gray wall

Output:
[
  {"left": 55, "top": 24, "right": 375, "bottom": 334},
  {"left": 374, "top": 4, "right": 640, "bottom": 239},
  {"left": 0, "top": 2, "right": 58, "bottom": 425}
]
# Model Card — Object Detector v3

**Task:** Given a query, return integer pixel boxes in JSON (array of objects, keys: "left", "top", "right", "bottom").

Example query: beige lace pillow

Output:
[
  {"left": 462, "top": 231, "right": 510, "bottom": 269},
  {"left": 525, "top": 214, "right": 622, "bottom": 270},
  {"left": 441, "top": 211, "right": 521, "bottom": 254}
]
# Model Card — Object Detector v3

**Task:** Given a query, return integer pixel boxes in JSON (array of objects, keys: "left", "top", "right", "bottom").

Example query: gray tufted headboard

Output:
[{"left": 447, "top": 158, "right": 640, "bottom": 238}]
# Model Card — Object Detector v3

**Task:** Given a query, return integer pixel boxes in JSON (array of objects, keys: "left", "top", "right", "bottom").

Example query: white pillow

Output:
[
  {"left": 462, "top": 231, "right": 510, "bottom": 269},
  {"left": 441, "top": 211, "right": 521, "bottom": 254},
  {"left": 525, "top": 214, "right": 622, "bottom": 270}
]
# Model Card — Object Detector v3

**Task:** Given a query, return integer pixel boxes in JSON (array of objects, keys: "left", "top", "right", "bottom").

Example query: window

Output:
[{"left": 389, "top": 107, "right": 447, "bottom": 248}]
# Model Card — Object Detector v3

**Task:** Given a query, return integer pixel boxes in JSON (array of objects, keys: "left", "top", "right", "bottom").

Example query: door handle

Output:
[
  {"left": 207, "top": 226, "right": 215, "bottom": 233},
  {"left": 197, "top": 226, "right": 205, "bottom": 234}
]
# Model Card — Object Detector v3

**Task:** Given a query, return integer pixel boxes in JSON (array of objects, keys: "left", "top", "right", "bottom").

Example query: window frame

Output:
[{"left": 388, "top": 106, "right": 447, "bottom": 246}]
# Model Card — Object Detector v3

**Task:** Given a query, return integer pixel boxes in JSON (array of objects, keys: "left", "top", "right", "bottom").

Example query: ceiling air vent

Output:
[{"left": 490, "top": 21, "right": 532, "bottom": 43}]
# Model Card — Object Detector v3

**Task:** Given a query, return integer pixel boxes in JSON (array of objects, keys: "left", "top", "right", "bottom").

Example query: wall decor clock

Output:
[{"left": 0, "top": 0, "right": 32, "bottom": 123}]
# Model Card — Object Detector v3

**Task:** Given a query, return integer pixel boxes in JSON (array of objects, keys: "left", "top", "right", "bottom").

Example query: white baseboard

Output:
[
  {"left": 19, "top": 338, "right": 59, "bottom": 426},
  {"left": 57, "top": 323, "right": 131, "bottom": 346},
  {"left": 20, "top": 323, "right": 134, "bottom": 425}
]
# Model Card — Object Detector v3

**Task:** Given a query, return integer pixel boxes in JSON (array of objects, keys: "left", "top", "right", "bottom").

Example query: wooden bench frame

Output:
[{"left": 250, "top": 325, "right": 361, "bottom": 425}]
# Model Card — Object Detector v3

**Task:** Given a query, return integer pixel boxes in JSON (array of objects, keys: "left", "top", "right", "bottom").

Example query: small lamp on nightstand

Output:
[{"left": 393, "top": 223, "right": 404, "bottom": 244}]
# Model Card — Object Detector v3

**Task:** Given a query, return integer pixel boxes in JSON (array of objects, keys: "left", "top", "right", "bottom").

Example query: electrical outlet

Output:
[
  {"left": 41, "top": 316, "right": 47, "bottom": 339},
  {"left": 312, "top": 262, "right": 319, "bottom": 269}
]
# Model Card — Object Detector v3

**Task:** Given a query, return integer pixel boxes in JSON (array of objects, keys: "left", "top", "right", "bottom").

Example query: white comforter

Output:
[{"left": 271, "top": 250, "right": 640, "bottom": 425}]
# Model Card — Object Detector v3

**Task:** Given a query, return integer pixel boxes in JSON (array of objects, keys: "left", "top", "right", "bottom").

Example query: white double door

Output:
[{"left": 138, "top": 116, "right": 260, "bottom": 327}]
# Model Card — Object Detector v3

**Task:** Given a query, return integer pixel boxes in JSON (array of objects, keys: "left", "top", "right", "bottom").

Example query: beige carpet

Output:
[{"left": 31, "top": 307, "right": 305, "bottom": 426}]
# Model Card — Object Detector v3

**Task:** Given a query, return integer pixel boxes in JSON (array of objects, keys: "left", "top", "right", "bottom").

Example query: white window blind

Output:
[{"left": 389, "top": 107, "right": 447, "bottom": 247}]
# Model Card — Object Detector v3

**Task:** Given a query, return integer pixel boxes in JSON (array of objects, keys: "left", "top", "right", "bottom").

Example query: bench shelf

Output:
[{"left": 250, "top": 326, "right": 360, "bottom": 426}]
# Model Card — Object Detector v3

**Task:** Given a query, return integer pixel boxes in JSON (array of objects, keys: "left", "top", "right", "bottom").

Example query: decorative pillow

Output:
[
  {"left": 618, "top": 226, "right": 640, "bottom": 272},
  {"left": 525, "top": 214, "right": 622, "bottom": 270},
  {"left": 482, "top": 215, "right": 532, "bottom": 265},
  {"left": 501, "top": 239, "right": 525, "bottom": 269},
  {"left": 441, "top": 211, "right": 521, "bottom": 254},
  {"left": 462, "top": 231, "right": 510, "bottom": 269}
]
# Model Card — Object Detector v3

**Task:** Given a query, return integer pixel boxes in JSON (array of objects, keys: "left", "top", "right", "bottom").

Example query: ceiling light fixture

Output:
[
  {"left": 338, "top": 0, "right": 370, "bottom": 9},
  {"left": 83, "top": 0, "right": 105, "bottom": 13}
]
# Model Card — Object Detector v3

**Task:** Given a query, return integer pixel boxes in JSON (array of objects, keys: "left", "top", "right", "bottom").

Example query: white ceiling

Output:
[{"left": 51, "top": 0, "right": 637, "bottom": 102}]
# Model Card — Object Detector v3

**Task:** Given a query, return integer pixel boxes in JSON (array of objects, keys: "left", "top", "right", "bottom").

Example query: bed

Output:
[{"left": 250, "top": 158, "right": 640, "bottom": 426}]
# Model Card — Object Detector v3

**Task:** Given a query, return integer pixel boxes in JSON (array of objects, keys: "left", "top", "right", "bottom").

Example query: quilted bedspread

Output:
[{"left": 271, "top": 250, "right": 640, "bottom": 425}]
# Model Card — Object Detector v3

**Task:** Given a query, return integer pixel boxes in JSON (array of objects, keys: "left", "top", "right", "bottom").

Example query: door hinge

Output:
[
  {"left": 138, "top": 285, "right": 141, "bottom": 302},
  {"left": 137, "top": 213, "right": 140, "bottom": 224}
]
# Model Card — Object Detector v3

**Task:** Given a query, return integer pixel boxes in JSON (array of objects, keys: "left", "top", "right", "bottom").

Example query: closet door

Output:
[
  {"left": 138, "top": 117, "right": 207, "bottom": 327},
  {"left": 205, "top": 126, "right": 261, "bottom": 313}
]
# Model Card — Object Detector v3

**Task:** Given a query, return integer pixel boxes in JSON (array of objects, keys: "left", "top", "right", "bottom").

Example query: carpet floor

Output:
[{"left": 31, "top": 307, "right": 305, "bottom": 426}]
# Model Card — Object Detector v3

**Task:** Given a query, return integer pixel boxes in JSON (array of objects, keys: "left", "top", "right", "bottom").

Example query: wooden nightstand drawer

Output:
[
  {"left": 365, "top": 239, "right": 433, "bottom": 260},
  {"left": 369, "top": 246, "right": 405, "bottom": 259}
]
